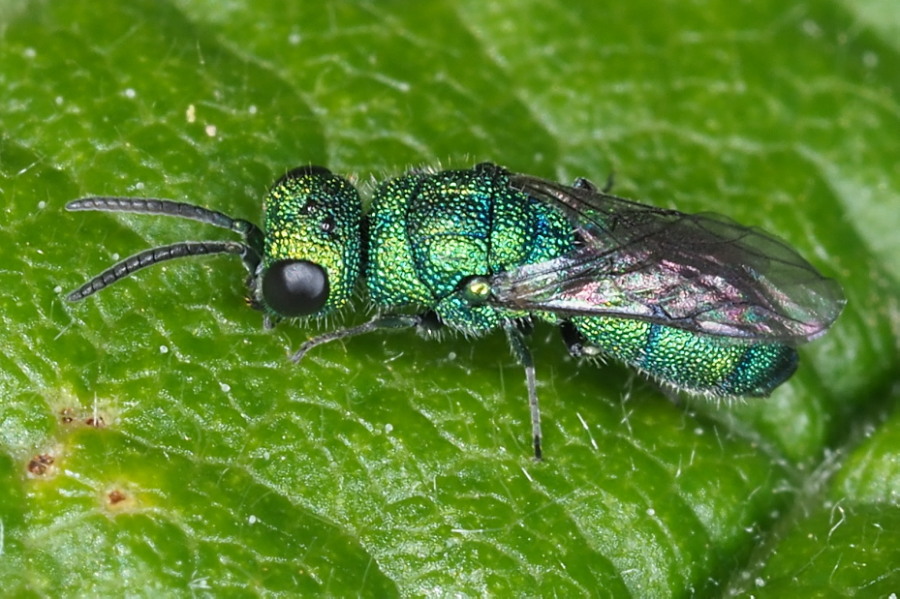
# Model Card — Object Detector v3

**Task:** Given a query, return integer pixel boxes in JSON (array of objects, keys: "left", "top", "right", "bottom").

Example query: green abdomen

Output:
[{"left": 571, "top": 316, "right": 798, "bottom": 396}]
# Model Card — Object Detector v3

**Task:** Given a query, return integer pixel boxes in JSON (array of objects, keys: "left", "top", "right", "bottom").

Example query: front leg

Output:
[{"left": 290, "top": 313, "right": 433, "bottom": 363}]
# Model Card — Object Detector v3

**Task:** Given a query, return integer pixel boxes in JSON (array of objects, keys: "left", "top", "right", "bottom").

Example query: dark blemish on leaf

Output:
[
  {"left": 60, "top": 408, "right": 75, "bottom": 424},
  {"left": 85, "top": 416, "right": 106, "bottom": 428},
  {"left": 28, "top": 454, "right": 55, "bottom": 476}
]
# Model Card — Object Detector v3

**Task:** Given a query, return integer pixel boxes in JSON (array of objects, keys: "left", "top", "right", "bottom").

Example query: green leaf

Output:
[{"left": 1, "top": 0, "right": 898, "bottom": 596}]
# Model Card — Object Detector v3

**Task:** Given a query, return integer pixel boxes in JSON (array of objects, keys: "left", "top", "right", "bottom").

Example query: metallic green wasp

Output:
[{"left": 66, "top": 163, "right": 845, "bottom": 458}]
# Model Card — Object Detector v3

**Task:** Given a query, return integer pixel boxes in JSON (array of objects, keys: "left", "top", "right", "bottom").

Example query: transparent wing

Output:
[{"left": 490, "top": 173, "right": 845, "bottom": 343}]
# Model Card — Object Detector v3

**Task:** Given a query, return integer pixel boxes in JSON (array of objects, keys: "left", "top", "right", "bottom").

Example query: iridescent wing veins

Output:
[{"left": 490, "top": 174, "right": 845, "bottom": 343}]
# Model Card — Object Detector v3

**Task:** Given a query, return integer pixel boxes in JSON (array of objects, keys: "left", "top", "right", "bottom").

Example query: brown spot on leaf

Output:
[
  {"left": 85, "top": 416, "right": 106, "bottom": 428},
  {"left": 102, "top": 485, "right": 138, "bottom": 512},
  {"left": 108, "top": 489, "right": 127, "bottom": 505},
  {"left": 27, "top": 454, "right": 55, "bottom": 476}
]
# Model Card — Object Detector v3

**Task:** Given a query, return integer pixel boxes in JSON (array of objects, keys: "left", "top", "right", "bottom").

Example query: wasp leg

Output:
[
  {"left": 416, "top": 310, "right": 443, "bottom": 332},
  {"left": 503, "top": 321, "right": 542, "bottom": 461},
  {"left": 560, "top": 321, "right": 587, "bottom": 357},
  {"left": 573, "top": 172, "right": 615, "bottom": 193},
  {"left": 560, "top": 320, "right": 605, "bottom": 359},
  {"left": 290, "top": 313, "right": 427, "bottom": 363}
]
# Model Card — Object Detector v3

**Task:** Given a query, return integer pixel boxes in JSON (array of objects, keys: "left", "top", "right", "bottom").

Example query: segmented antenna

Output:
[
  {"left": 66, "top": 197, "right": 264, "bottom": 302},
  {"left": 67, "top": 242, "right": 250, "bottom": 301},
  {"left": 65, "top": 197, "right": 263, "bottom": 244}
]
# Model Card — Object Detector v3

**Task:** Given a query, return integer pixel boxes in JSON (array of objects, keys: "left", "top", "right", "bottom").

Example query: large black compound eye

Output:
[{"left": 262, "top": 259, "right": 330, "bottom": 317}]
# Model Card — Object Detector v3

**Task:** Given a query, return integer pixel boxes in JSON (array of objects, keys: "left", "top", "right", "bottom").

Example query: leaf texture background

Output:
[{"left": 0, "top": 1, "right": 898, "bottom": 596}]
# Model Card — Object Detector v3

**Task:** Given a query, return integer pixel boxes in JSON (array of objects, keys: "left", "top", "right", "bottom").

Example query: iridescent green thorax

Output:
[
  {"left": 264, "top": 171, "right": 362, "bottom": 314},
  {"left": 366, "top": 166, "right": 574, "bottom": 332}
]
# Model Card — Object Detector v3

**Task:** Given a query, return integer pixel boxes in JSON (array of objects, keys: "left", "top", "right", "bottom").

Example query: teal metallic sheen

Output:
[
  {"left": 569, "top": 316, "right": 797, "bottom": 396},
  {"left": 367, "top": 166, "right": 573, "bottom": 333}
]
